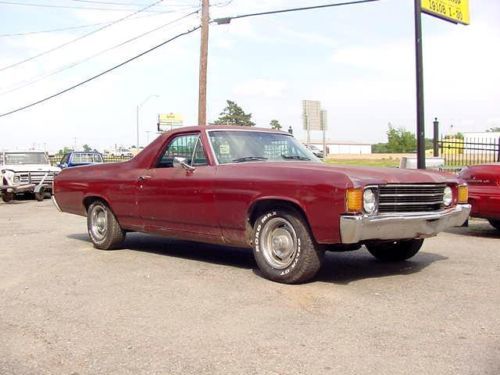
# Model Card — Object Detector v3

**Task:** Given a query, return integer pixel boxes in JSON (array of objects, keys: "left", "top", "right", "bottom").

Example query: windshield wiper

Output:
[
  {"left": 232, "top": 156, "right": 268, "bottom": 163},
  {"left": 281, "top": 154, "right": 310, "bottom": 161}
]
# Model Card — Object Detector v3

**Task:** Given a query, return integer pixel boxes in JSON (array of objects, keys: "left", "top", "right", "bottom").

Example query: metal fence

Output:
[{"left": 439, "top": 137, "right": 500, "bottom": 167}]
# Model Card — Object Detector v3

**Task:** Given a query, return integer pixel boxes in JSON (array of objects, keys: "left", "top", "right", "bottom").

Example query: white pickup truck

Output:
[{"left": 0, "top": 151, "right": 61, "bottom": 203}]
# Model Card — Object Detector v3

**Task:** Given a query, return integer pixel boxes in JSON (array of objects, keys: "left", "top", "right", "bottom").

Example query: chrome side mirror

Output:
[{"left": 173, "top": 157, "right": 196, "bottom": 172}]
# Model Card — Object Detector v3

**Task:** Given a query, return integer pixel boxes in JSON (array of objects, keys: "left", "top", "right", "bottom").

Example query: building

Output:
[{"left": 304, "top": 140, "right": 372, "bottom": 155}]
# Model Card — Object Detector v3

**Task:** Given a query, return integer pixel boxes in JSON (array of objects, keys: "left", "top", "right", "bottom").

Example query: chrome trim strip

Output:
[
  {"left": 51, "top": 195, "right": 62, "bottom": 212},
  {"left": 379, "top": 200, "right": 444, "bottom": 206}
]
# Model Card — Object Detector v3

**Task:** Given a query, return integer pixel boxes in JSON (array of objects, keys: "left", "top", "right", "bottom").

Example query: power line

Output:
[
  {"left": 0, "top": 0, "right": 167, "bottom": 73},
  {"left": 0, "top": 10, "right": 200, "bottom": 96},
  {"left": 0, "top": 8, "right": 190, "bottom": 37},
  {"left": 0, "top": 25, "right": 201, "bottom": 118},
  {"left": 0, "top": 0, "right": 169, "bottom": 12},
  {"left": 213, "top": 0, "right": 379, "bottom": 24}
]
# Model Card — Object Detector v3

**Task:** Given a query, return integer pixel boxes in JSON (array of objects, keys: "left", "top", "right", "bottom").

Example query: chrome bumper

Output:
[{"left": 340, "top": 204, "right": 471, "bottom": 244}]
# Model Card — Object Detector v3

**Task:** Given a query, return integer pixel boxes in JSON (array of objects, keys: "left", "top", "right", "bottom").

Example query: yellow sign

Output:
[
  {"left": 159, "top": 113, "right": 183, "bottom": 123},
  {"left": 421, "top": 0, "right": 470, "bottom": 25}
]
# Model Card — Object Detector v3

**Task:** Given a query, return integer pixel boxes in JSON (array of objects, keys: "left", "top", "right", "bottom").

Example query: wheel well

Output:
[
  {"left": 248, "top": 199, "right": 308, "bottom": 227},
  {"left": 83, "top": 196, "right": 108, "bottom": 212}
]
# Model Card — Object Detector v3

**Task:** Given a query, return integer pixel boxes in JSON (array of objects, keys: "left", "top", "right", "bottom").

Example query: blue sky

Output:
[{"left": 0, "top": 0, "right": 499, "bottom": 152}]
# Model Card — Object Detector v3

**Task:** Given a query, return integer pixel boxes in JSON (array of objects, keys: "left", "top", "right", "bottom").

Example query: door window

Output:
[{"left": 157, "top": 134, "right": 208, "bottom": 168}]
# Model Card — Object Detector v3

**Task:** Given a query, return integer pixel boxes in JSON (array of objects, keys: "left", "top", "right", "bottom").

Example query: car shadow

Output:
[
  {"left": 445, "top": 220, "right": 500, "bottom": 239},
  {"left": 315, "top": 251, "right": 447, "bottom": 285},
  {"left": 68, "top": 232, "right": 256, "bottom": 270},
  {"left": 68, "top": 232, "right": 447, "bottom": 284}
]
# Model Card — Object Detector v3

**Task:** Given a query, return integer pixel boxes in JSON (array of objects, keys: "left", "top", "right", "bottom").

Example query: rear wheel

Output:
[
  {"left": 87, "top": 201, "right": 125, "bottom": 250},
  {"left": 488, "top": 219, "right": 500, "bottom": 231},
  {"left": 253, "top": 209, "right": 324, "bottom": 284},
  {"left": 366, "top": 239, "right": 424, "bottom": 262}
]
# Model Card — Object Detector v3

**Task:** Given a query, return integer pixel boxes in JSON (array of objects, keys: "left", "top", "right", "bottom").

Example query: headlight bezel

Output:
[
  {"left": 443, "top": 186, "right": 453, "bottom": 207},
  {"left": 363, "top": 187, "right": 378, "bottom": 215}
]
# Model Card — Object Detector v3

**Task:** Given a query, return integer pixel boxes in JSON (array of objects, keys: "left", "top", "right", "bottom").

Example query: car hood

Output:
[
  {"left": 230, "top": 161, "right": 458, "bottom": 186},
  {"left": 1, "top": 164, "right": 61, "bottom": 173}
]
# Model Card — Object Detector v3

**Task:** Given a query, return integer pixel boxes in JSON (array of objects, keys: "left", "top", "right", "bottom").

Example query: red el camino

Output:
[
  {"left": 53, "top": 126, "right": 471, "bottom": 283},
  {"left": 458, "top": 163, "right": 500, "bottom": 231}
]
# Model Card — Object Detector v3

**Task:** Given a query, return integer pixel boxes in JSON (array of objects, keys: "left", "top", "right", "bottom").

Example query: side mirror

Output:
[{"left": 173, "top": 157, "right": 195, "bottom": 172}]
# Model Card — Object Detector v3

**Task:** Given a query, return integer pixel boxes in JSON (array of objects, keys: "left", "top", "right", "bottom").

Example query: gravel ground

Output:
[{"left": 0, "top": 199, "right": 499, "bottom": 375}]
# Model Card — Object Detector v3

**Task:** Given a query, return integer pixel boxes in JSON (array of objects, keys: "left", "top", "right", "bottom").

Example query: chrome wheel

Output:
[
  {"left": 261, "top": 217, "right": 298, "bottom": 269},
  {"left": 90, "top": 205, "right": 108, "bottom": 241}
]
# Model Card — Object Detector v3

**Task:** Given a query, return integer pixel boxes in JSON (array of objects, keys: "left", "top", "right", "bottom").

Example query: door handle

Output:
[{"left": 138, "top": 175, "right": 152, "bottom": 182}]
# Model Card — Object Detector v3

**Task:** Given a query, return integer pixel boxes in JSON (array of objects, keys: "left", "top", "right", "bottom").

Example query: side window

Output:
[
  {"left": 61, "top": 154, "right": 70, "bottom": 164},
  {"left": 157, "top": 134, "right": 208, "bottom": 168}
]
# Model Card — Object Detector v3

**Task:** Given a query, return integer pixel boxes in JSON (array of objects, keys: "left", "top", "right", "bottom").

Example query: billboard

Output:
[
  {"left": 302, "top": 100, "right": 322, "bottom": 131},
  {"left": 421, "top": 0, "right": 470, "bottom": 25},
  {"left": 158, "top": 113, "right": 183, "bottom": 132}
]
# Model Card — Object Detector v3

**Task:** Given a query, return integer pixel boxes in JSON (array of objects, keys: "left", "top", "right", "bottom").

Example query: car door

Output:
[{"left": 137, "top": 132, "right": 220, "bottom": 240}]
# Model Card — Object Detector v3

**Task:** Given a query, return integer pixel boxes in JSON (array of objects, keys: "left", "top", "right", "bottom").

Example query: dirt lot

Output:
[{"left": 1, "top": 200, "right": 499, "bottom": 375}]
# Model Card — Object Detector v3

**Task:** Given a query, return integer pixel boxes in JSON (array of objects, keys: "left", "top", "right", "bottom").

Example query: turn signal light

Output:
[
  {"left": 346, "top": 188, "right": 363, "bottom": 213},
  {"left": 458, "top": 185, "right": 469, "bottom": 204}
]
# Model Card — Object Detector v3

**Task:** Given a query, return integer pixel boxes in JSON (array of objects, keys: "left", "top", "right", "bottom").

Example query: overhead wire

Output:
[
  {"left": 0, "top": 0, "right": 167, "bottom": 72},
  {"left": 0, "top": 9, "right": 200, "bottom": 96},
  {"left": 0, "top": 0, "right": 167, "bottom": 12},
  {"left": 0, "top": 7, "right": 194, "bottom": 37},
  {"left": 0, "top": 25, "right": 201, "bottom": 118}
]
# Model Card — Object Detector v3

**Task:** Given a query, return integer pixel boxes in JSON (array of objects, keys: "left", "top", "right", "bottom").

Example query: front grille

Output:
[
  {"left": 16, "top": 171, "right": 55, "bottom": 185},
  {"left": 377, "top": 184, "right": 446, "bottom": 214}
]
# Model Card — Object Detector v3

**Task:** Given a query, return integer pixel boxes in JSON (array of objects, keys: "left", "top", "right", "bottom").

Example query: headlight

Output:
[
  {"left": 443, "top": 186, "right": 453, "bottom": 206},
  {"left": 363, "top": 188, "right": 377, "bottom": 214},
  {"left": 13, "top": 175, "right": 20, "bottom": 183}
]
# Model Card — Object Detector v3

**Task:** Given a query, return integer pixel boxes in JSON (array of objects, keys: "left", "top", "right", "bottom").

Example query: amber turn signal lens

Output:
[
  {"left": 346, "top": 188, "right": 363, "bottom": 213},
  {"left": 458, "top": 185, "right": 468, "bottom": 204}
]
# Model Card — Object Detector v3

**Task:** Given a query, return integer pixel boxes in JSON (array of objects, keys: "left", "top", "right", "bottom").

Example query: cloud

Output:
[{"left": 233, "top": 79, "right": 288, "bottom": 98}]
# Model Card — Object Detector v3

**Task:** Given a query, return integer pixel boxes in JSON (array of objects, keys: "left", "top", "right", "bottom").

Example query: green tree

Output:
[
  {"left": 270, "top": 119, "right": 282, "bottom": 130},
  {"left": 386, "top": 124, "right": 417, "bottom": 153},
  {"left": 213, "top": 100, "right": 255, "bottom": 126},
  {"left": 82, "top": 144, "right": 92, "bottom": 152},
  {"left": 57, "top": 146, "right": 73, "bottom": 155}
]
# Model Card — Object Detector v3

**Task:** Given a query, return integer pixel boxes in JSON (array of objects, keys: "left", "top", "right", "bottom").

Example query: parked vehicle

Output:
[
  {"left": 458, "top": 163, "right": 500, "bottom": 231},
  {"left": 53, "top": 126, "right": 470, "bottom": 283},
  {"left": 110, "top": 147, "right": 133, "bottom": 158},
  {"left": 58, "top": 151, "right": 104, "bottom": 169},
  {"left": 1, "top": 151, "right": 61, "bottom": 202},
  {"left": 303, "top": 144, "right": 324, "bottom": 158}
]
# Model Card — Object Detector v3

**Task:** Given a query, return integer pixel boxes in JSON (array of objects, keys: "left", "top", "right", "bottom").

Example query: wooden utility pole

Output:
[{"left": 198, "top": 0, "right": 209, "bottom": 126}]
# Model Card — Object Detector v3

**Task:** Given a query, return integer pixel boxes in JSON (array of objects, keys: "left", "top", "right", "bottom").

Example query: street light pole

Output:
[{"left": 136, "top": 94, "right": 159, "bottom": 148}]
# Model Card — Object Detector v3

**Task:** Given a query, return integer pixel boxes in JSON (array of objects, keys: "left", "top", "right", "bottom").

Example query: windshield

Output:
[
  {"left": 208, "top": 130, "right": 320, "bottom": 164},
  {"left": 72, "top": 153, "right": 103, "bottom": 164},
  {"left": 4, "top": 152, "right": 49, "bottom": 165}
]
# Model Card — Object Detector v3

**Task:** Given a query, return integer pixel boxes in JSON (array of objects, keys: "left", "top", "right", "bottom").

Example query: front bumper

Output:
[
  {"left": 0, "top": 183, "right": 36, "bottom": 194},
  {"left": 340, "top": 204, "right": 471, "bottom": 244}
]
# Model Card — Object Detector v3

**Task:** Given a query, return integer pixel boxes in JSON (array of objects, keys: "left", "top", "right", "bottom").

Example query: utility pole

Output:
[
  {"left": 198, "top": 0, "right": 209, "bottom": 126},
  {"left": 414, "top": 0, "right": 425, "bottom": 169}
]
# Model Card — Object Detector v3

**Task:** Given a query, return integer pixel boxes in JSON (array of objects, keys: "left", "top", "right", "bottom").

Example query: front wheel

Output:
[
  {"left": 366, "top": 239, "right": 424, "bottom": 262},
  {"left": 87, "top": 201, "right": 125, "bottom": 250},
  {"left": 1, "top": 192, "right": 14, "bottom": 203},
  {"left": 488, "top": 219, "right": 500, "bottom": 231},
  {"left": 253, "top": 209, "right": 324, "bottom": 284}
]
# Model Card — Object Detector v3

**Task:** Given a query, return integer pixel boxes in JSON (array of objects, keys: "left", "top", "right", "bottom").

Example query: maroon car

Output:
[
  {"left": 53, "top": 126, "right": 470, "bottom": 283},
  {"left": 458, "top": 163, "right": 500, "bottom": 231}
]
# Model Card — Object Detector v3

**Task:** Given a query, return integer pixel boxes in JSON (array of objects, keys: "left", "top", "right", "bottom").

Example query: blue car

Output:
[{"left": 58, "top": 151, "right": 104, "bottom": 169}]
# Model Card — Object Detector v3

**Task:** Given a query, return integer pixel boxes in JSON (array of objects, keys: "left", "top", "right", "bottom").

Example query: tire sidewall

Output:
[
  {"left": 253, "top": 210, "right": 311, "bottom": 282},
  {"left": 87, "top": 201, "right": 112, "bottom": 249}
]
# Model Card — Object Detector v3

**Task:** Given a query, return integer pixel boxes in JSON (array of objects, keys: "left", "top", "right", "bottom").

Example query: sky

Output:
[{"left": 0, "top": 0, "right": 499, "bottom": 153}]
